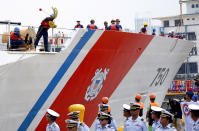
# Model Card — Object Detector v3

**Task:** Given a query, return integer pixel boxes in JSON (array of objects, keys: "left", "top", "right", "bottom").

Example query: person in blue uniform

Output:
[
  {"left": 10, "top": 27, "right": 24, "bottom": 49},
  {"left": 155, "top": 110, "right": 177, "bottom": 131},
  {"left": 87, "top": 19, "right": 98, "bottom": 29},
  {"left": 34, "top": 14, "right": 55, "bottom": 51},
  {"left": 65, "top": 119, "right": 79, "bottom": 131},
  {"left": 74, "top": 20, "right": 83, "bottom": 29},
  {"left": 95, "top": 104, "right": 117, "bottom": 131},
  {"left": 123, "top": 103, "right": 148, "bottom": 131},
  {"left": 95, "top": 112, "right": 115, "bottom": 131},
  {"left": 189, "top": 104, "right": 199, "bottom": 131},
  {"left": 151, "top": 106, "right": 163, "bottom": 131},
  {"left": 46, "top": 109, "right": 60, "bottom": 131},
  {"left": 67, "top": 111, "right": 89, "bottom": 131}
]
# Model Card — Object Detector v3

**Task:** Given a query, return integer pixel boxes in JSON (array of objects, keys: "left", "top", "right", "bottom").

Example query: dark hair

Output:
[
  {"left": 135, "top": 98, "right": 140, "bottom": 102},
  {"left": 150, "top": 98, "right": 155, "bottom": 102},
  {"left": 191, "top": 110, "right": 199, "bottom": 117}
]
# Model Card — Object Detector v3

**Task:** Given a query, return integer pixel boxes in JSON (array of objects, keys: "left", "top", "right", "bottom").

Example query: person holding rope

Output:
[{"left": 34, "top": 7, "right": 58, "bottom": 52}]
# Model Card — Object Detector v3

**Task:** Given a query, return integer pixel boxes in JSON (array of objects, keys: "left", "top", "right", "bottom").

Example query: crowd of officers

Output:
[{"left": 44, "top": 92, "right": 199, "bottom": 131}]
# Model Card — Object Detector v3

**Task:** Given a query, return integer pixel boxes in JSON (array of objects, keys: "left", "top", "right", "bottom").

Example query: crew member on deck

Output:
[
  {"left": 10, "top": 27, "right": 24, "bottom": 49},
  {"left": 87, "top": 19, "right": 98, "bottom": 29},
  {"left": 140, "top": 22, "right": 148, "bottom": 34},
  {"left": 104, "top": 21, "right": 108, "bottom": 30},
  {"left": 74, "top": 20, "right": 84, "bottom": 29},
  {"left": 107, "top": 20, "right": 120, "bottom": 31},
  {"left": 46, "top": 109, "right": 60, "bottom": 131},
  {"left": 135, "top": 94, "right": 144, "bottom": 117},
  {"left": 116, "top": 19, "right": 122, "bottom": 31},
  {"left": 67, "top": 111, "right": 89, "bottom": 131},
  {"left": 34, "top": 14, "right": 56, "bottom": 52},
  {"left": 177, "top": 32, "right": 183, "bottom": 39},
  {"left": 152, "top": 28, "right": 156, "bottom": 35}
]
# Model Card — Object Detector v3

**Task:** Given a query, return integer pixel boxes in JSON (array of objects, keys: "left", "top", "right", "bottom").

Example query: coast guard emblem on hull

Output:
[{"left": 85, "top": 68, "right": 110, "bottom": 101}]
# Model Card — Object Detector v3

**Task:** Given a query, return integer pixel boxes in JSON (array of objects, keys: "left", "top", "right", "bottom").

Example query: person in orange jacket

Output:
[
  {"left": 135, "top": 94, "right": 144, "bottom": 117},
  {"left": 87, "top": 19, "right": 98, "bottom": 29},
  {"left": 146, "top": 93, "right": 159, "bottom": 128}
]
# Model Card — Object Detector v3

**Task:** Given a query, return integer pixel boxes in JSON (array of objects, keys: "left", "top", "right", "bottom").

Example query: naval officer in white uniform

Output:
[
  {"left": 67, "top": 111, "right": 90, "bottom": 131},
  {"left": 155, "top": 110, "right": 177, "bottom": 131},
  {"left": 123, "top": 103, "right": 148, "bottom": 131},
  {"left": 65, "top": 119, "right": 79, "bottom": 131},
  {"left": 46, "top": 109, "right": 60, "bottom": 131},
  {"left": 189, "top": 104, "right": 199, "bottom": 131},
  {"left": 95, "top": 112, "right": 115, "bottom": 131},
  {"left": 151, "top": 106, "right": 163, "bottom": 131}
]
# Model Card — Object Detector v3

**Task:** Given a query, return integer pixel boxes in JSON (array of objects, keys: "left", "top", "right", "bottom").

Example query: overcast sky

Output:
[{"left": 1, "top": 0, "right": 186, "bottom": 30}]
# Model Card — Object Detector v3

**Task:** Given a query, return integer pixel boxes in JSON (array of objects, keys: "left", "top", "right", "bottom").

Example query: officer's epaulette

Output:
[
  {"left": 156, "top": 125, "right": 161, "bottom": 129},
  {"left": 141, "top": 118, "right": 146, "bottom": 122},
  {"left": 80, "top": 122, "right": 85, "bottom": 126},
  {"left": 108, "top": 125, "right": 114, "bottom": 128}
]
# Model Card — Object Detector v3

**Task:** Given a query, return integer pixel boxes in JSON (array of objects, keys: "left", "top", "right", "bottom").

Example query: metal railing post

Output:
[{"left": 8, "top": 20, "right": 10, "bottom": 50}]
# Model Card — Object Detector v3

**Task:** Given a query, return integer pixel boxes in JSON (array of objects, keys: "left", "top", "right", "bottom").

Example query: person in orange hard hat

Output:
[
  {"left": 135, "top": 94, "right": 144, "bottom": 117},
  {"left": 146, "top": 93, "right": 159, "bottom": 129},
  {"left": 102, "top": 97, "right": 109, "bottom": 104}
]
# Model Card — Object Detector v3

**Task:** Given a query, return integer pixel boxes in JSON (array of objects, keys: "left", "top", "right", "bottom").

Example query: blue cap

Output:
[
  {"left": 14, "top": 27, "right": 20, "bottom": 32},
  {"left": 186, "top": 91, "right": 194, "bottom": 96},
  {"left": 192, "top": 95, "right": 198, "bottom": 102}
]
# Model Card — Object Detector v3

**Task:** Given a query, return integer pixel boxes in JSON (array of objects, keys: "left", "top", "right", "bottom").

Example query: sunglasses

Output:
[{"left": 99, "top": 119, "right": 106, "bottom": 121}]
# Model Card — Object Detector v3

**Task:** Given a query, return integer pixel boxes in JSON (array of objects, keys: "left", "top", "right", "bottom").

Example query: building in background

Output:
[
  {"left": 155, "top": 0, "right": 199, "bottom": 93},
  {"left": 134, "top": 17, "right": 160, "bottom": 35}
]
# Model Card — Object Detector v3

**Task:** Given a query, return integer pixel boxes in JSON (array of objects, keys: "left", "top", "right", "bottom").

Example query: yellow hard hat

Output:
[{"left": 144, "top": 22, "right": 148, "bottom": 26}]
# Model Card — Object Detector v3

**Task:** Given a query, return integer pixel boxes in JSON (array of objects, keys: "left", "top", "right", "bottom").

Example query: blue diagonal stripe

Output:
[{"left": 18, "top": 29, "right": 96, "bottom": 131}]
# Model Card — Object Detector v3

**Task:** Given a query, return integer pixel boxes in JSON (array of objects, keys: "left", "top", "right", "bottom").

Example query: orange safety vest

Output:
[
  {"left": 136, "top": 102, "right": 144, "bottom": 109},
  {"left": 11, "top": 32, "right": 19, "bottom": 40},
  {"left": 150, "top": 102, "right": 159, "bottom": 107},
  {"left": 89, "top": 24, "right": 96, "bottom": 29},
  {"left": 110, "top": 25, "right": 118, "bottom": 31}
]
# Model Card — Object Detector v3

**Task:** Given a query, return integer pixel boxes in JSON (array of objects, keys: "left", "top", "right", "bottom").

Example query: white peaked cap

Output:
[
  {"left": 189, "top": 104, "right": 199, "bottom": 110},
  {"left": 151, "top": 106, "right": 163, "bottom": 112},
  {"left": 123, "top": 104, "right": 130, "bottom": 110},
  {"left": 47, "top": 109, "right": 60, "bottom": 117}
]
